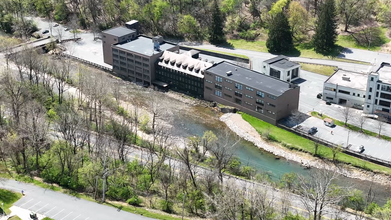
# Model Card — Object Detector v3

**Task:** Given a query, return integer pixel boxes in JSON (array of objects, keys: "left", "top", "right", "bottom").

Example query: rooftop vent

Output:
[
  {"left": 342, "top": 76, "right": 350, "bottom": 81},
  {"left": 226, "top": 71, "right": 232, "bottom": 76}
]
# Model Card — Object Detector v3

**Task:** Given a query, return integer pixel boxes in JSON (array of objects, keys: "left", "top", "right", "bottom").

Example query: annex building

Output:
[
  {"left": 102, "top": 22, "right": 301, "bottom": 124},
  {"left": 323, "top": 62, "right": 391, "bottom": 120},
  {"left": 261, "top": 55, "right": 301, "bottom": 82}
]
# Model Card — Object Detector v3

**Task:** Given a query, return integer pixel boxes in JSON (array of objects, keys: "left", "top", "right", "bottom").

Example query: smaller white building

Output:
[
  {"left": 323, "top": 69, "right": 368, "bottom": 109},
  {"left": 262, "top": 55, "right": 301, "bottom": 82}
]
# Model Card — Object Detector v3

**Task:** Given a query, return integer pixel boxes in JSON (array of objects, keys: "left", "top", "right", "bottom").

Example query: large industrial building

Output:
[
  {"left": 102, "top": 22, "right": 301, "bottom": 124},
  {"left": 323, "top": 63, "right": 391, "bottom": 120},
  {"left": 204, "top": 61, "right": 300, "bottom": 124}
]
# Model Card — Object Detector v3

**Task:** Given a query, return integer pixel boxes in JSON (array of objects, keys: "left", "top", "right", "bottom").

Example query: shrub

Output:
[
  {"left": 365, "top": 202, "right": 379, "bottom": 215},
  {"left": 160, "top": 200, "right": 174, "bottom": 213},
  {"left": 127, "top": 195, "right": 142, "bottom": 206},
  {"left": 106, "top": 186, "right": 133, "bottom": 201}
]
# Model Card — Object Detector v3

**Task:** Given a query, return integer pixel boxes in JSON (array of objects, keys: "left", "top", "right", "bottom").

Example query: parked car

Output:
[
  {"left": 317, "top": 93, "right": 322, "bottom": 99},
  {"left": 42, "top": 30, "right": 49, "bottom": 34},
  {"left": 54, "top": 23, "right": 59, "bottom": 27},
  {"left": 324, "top": 118, "right": 335, "bottom": 127},
  {"left": 359, "top": 145, "right": 365, "bottom": 153},
  {"left": 325, "top": 101, "right": 331, "bottom": 105},
  {"left": 64, "top": 28, "right": 69, "bottom": 31},
  {"left": 308, "top": 127, "right": 318, "bottom": 135}
]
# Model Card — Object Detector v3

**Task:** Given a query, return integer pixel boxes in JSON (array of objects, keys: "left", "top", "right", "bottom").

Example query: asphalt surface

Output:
[{"left": 0, "top": 179, "right": 154, "bottom": 220}]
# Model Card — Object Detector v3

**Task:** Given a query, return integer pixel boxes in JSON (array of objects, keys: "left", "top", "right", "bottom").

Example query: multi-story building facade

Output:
[
  {"left": 156, "top": 50, "right": 213, "bottom": 97},
  {"left": 364, "top": 63, "right": 391, "bottom": 119},
  {"left": 323, "top": 69, "right": 368, "bottom": 109},
  {"left": 110, "top": 36, "right": 179, "bottom": 86},
  {"left": 102, "top": 26, "right": 137, "bottom": 65},
  {"left": 262, "top": 55, "right": 301, "bottom": 82},
  {"left": 204, "top": 61, "right": 300, "bottom": 125}
]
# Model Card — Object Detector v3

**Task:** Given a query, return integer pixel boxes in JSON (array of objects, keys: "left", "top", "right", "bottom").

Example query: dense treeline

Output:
[{"left": 1, "top": 0, "right": 391, "bottom": 48}]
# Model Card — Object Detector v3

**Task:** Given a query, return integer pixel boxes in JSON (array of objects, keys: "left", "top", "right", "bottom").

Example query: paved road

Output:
[
  {"left": 0, "top": 179, "right": 154, "bottom": 220},
  {"left": 191, "top": 44, "right": 372, "bottom": 72},
  {"left": 339, "top": 48, "right": 391, "bottom": 65}
]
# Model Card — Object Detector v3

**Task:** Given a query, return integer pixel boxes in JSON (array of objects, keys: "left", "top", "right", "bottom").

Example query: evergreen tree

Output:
[
  {"left": 266, "top": 11, "right": 293, "bottom": 53},
  {"left": 209, "top": 0, "right": 225, "bottom": 44},
  {"left": 313, "top": 0, "right": 338, "bottom": 53}
]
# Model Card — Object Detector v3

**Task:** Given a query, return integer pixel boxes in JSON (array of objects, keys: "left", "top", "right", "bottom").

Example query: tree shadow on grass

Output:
[{"left": 215, "top": 41, "right": 235, "bottom": 50}]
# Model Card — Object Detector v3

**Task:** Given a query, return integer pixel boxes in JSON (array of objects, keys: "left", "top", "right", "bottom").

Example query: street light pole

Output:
[{"left": 346, "top": 130, "right": 350, "bottom": 147}]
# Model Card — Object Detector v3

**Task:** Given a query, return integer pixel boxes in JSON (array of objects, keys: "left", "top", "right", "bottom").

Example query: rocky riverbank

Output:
[{"left": 220, "top": 113, "right": 391, "bottom": 186}]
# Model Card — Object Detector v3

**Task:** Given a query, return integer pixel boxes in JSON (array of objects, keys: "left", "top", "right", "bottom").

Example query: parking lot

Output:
[
  {"left": 14, "top": 196, "right": 90, "bottom": 220},
  {"left": 296, "top": 117, "right": 391, "bottom": 161}
]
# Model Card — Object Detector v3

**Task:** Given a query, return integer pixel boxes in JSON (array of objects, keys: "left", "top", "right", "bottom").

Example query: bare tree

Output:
[
  {"left": 70, "top": 15, "right": 79, "bottom": 40},
  {"left": 341, "top": 106, "right": 352, "bottom": 126},
  {"left": 209, "top": 128, "right": 240, "bottom": 184},
  {"left": 331, "top": 145, "right": 342, "bottom": 162},
  {"left": 377, "top": 116, "right": 386, "bottom": 137},
  {"left": 176, "top": 143, "right": 198, "bottom": 188},
  {"left": 56, "top": 27, "right": 65, "bottom": 42},
  {"left": 297, "top": 168, "right": 348, "bottom": 220},
  {"left": 357, "top": 114, "right": 367, "bottom": 132}
]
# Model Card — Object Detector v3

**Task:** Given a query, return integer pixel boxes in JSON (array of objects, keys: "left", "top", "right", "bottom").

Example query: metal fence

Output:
[
  {"left": 60, "top": 53, "right": 112, "bottom": 73},
  {"left": 277, "top": 123, "right": 391, "bottom": 168}
]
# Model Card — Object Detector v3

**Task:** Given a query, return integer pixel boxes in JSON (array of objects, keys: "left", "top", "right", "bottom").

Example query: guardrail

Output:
[
  {"left": 60, "top": 53, "right": 112, "bottom": 73},
  {"left": 277, "top": 123, "right": 391, "bottom": 168}
]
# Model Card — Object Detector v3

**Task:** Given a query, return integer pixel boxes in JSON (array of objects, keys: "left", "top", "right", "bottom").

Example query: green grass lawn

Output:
[
  {"left": 0, "top": 189, "right": 22, "bottom": 215},
  {"left": 337, "top": 27, "right": 390, "bottom": 51},
  {"left": 311, "top": 111, "right": 391, "bottom": 142},
  {"left": 8, "top": 216, "right": 21, "bottom": 220},
  {"left": 241, "top": 113, "right": 391, "bottom": 174},
  {"left": 42, "top": 217, "right": 54, "bottom": 220},
  {"left": 196, "top": 48, "right": 250, "bottom": 59},
  {"left": 226, "top": 38, "right": 376, "bottom": 63},
  {"left": 299, "top": 63, "right": 337, "bottom": 76}
]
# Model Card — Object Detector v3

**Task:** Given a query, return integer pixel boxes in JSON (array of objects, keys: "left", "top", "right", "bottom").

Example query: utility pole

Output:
[
  {"left": 181, "top": 192, "right": 186, "bottom": 220},
  {"left": 102, "top": 157, "right": 107, "bottom": 203}
]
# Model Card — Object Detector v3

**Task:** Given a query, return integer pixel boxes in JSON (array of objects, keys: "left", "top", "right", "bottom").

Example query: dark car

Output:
[
  {"left": 42, "top": 30, "right": 49, "bottom": 34},
  {"left": 317, "top": 93, "right": 322, "bottom": 99},
  {"left": 64, "top": 28, "right": 69, "bottom": 31},
  {"left": 326, "top": 101, "right": 331, "bottom": 105},
  {"left": 54, "top": 23, "right": 59, "bottom": 27},
  {"left": 308, "top": 127, "right": 318, "bottom": 135}
]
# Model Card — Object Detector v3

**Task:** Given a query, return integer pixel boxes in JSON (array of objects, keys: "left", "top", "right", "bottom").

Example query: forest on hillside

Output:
[{"left": 1, "top": 0, "right": 391, "bottom": 47}]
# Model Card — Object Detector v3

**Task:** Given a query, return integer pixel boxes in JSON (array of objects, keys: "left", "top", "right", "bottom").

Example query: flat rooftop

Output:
[
  {"left": 115, "top": 36, "right": 177, "bottom": 56},
  {"left": 325, "top": 69, "right": 368, "bottom": 91},
  {"left": 263, "top": 55, "right": 299, "bottom": 69},
  {"left": 158, "top": 51, "right": 213, "bottom": 78},
  {"left": 102, "top": 27, "right": 135, "bottom": 37},
  {"left": 376, "top": 64, "right": 391, "bottom": 84},
  {"left": 206, "top": 61, "right": 296, "bottom": 96}
]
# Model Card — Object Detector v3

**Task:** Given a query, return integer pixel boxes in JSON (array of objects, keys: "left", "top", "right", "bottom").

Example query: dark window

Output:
[
  {"left": 224, "top": 94, "right": 232, "bottom": 98},
  {"left": 377, "top": 84, "right": 380, "bottom": 90},
  {"left": 270, "top": 68, "right": 281, "bottom": 79},
  {"left": 235, "top": 91, "right": 242, "bottom": 97},
  {"left": 353, "top": 93, "right": 355, "bottom": 96},
  {"left": 369, "top": 88, "right": 372, "bottom": 92},
  {"left": 292, "top": 68, "right": 299, "bottom": 78},
  {"left": 257, "top": 91, "right": 264, "bottom": 98},
  {"left": 376, "top": 99, "right": 378, "bottom": 105},
  {"left": 338, "top": 90, "right": 350, "bottom": 95},
  {"left": 235, "top": 83, "right": 242, "bottom": 90},
  {"left": 268, "top": 94, "right": 277, "bottom": 100},
  {"left": 367, "top": 105, "right": 370, "bottom": 108},
  {"left": 382, "top": 85, "right": 391, "bottom": 92},
  {"left": 206, "top": 86, "right": 212, "bottom": 91},
  {"left": 379, "top": 100, "right": 391, "bottom": 107},
  {"left": 235, "top": 98, "right": 242, "bottom": 105},
  {"left": 268, "top": 103, "right": 276, "bottom": 107},
  {"left": 256, "top": 99, "right": 264, "bottom": 106},
  {"left": 215, "top": 90, "right": 222, "bottom": 97},
  {"left": 326, "top": 97, "right": 333, "bottom": 100},
  {"left": 256, "top": 106, "right": 263, "bottom": 113},
  {"left": 376, "top": 92, "right": 379, "bottom": 97},
  {"left": 371, "top": 77, "right": 374, "bottom": 81},
  {"left": 215, "top": 84, "right": 222, "bottom": 90},
  {"left": 358, "top": 94, "right": 360, "bottom": 97},
  {"left": 287, "top": 71, "right": 290, "bottom": 76},
  {"left": 368, "top": 95, "right": 372, "bottom": 100},
  {"left": 380, "top": 93, "right": 391, "bottom": 100}
]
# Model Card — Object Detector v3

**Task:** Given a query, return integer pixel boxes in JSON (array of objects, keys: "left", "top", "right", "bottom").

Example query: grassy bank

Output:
[
  {"left": 241, "top": 113, "right": 391, "bottom": 174},
  {"left": 299, "top": 63, "right": 336, "bottom": 76},
  {"left": 337, "top": 28, "right": 390, "bottom": 51},
  {"left": 0, "top": 189, "right": 22, "bottom": 215},
  {"left": 226, "top": 39, "right": 372, "bottom": 63},
  {"left": 196, "top": 48, "right": 250, "bottom": 59},
  {"left": 311, "top": 111, "right": 391, "bottom": 142}
]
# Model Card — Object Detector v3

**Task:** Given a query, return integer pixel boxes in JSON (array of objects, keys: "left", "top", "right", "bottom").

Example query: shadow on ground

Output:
[{"left": 279, "top": 112, "right": 311, "bottom": 128}]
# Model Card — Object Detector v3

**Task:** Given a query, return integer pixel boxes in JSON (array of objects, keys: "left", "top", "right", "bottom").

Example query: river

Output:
[{"left": 168, "top": 104, "right": 391, "bottom": 205}]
